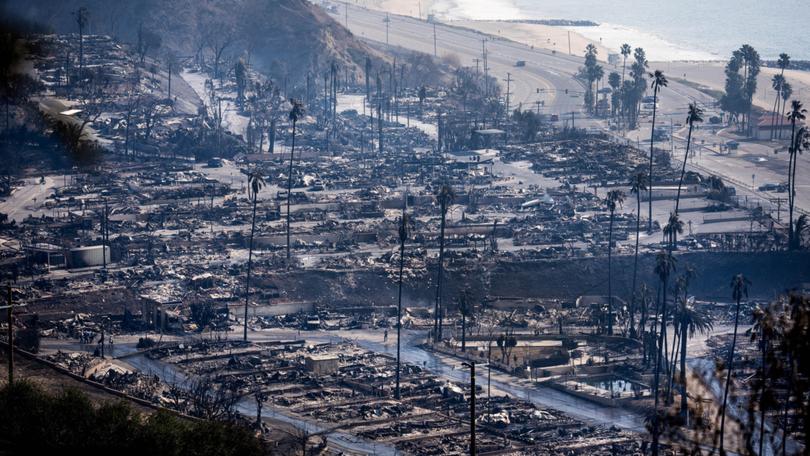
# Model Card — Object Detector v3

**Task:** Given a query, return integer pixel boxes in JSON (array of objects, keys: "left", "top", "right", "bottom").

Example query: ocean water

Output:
[{"left": 430, "top": 0, "right": 809, "bottom": 61}]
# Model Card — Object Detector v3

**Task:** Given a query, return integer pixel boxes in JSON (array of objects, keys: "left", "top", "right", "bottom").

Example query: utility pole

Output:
[
  {"left": 462, "top": 361, "right": 477, "bottom": 456},
  {"left": 482, "top": 39, "right": 488, "bottom": 97},
  {"left": 770, "top": 197, "right": 787, "bottom": 222},
  {"left": 384, "top": 14, "right": 390, "bottom": 45},
  {"left": 6, "top": 286, "right": 13, "bottom": 384},
  {"left": 567, "top": 30, "right": 572, "bottom": 55},
  {"left": 103, "top": 198, "right": 109, "bottom": 270},
  {"left": 433, "top": 23, "right": 437, "bottom": 57},
  {"left": 504, "top": 73, "right": 513, "bottom": 143},
  {"left": 3, "top": 286, "right": 26, "bottom": 384},
  {"left": 473, "top": 58, "right": 480, "bottom": 75}
]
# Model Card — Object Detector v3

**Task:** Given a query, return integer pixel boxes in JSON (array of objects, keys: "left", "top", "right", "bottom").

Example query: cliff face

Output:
[{"left": 3, "top": 0, "right": 381, "bottom": 84}]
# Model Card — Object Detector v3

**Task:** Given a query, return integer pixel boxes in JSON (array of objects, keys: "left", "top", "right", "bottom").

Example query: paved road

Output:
[
  {"left": 337, "top": 5, "right": 715, "bottom": 124},
  {"left": 337, "top": 3, "right": 810, "bottom": 231},
  {"left": 0, "top": 176, "right": 59, "bottom": 223}
]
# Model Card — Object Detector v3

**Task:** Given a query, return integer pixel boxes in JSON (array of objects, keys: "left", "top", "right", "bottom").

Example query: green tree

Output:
[
  {"left": 608, "top": 72, "right": 621, "bottom": 119},
  {"left": 647, "top": 70, "right": 668, "bottom": 233},
  {"left": 605, "top": 189, "right": 625, "bottom": 335},
  {"left": 286, "top": 99, "right": 305, "bottom": 266},
  {"left": 628, "top": 48, "right": 648, "bottom": 129},
  {"left": 675, "top": 104, "right": 703, "bottom": 215},
  {"left": 718, "top": 274, "right": 750, "bottom": 455},
  {"left": 243, "top": 170, "right": 265, "bottom": 341}
]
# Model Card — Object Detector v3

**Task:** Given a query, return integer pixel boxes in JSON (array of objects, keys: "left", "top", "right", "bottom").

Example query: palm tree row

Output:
[{"left": 770, "top": 53, "right": 790, "bottom": 141}]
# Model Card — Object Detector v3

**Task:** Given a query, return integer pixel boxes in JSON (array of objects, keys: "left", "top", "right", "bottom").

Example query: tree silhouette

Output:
[
  {"left": 718, "top": 273, "right": 750, "bottom": 454},
  {"left": 675, "top": 103, "right": 703, "bottom": 215},
  {"left": 605, "top": 189, "right": 625, "bottom": 335},
  {"left": 629, "top": 172, "right": 648, "bottom": 338},
  {"left": 243, "top": 170, "right": 265, "bottom": 341},
  {"left": 286, "top": 99, "right": 305, "bottom": 267},
  {"left": 647, "top": 70, "right": 667, "bottom": 233}
]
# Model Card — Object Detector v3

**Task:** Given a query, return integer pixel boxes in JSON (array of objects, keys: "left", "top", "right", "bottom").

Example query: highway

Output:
[
  {"left": 337, "top": 4, "right": 714, "bottom": 123},
  {"left": 333, "top": 3, "right": 808, "bottom": 222}
]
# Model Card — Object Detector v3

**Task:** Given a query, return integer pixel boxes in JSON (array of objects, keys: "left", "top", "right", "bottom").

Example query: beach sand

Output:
[
  {"left": 451, "top": 20, "right": 611, "bottom": 60},
  {"left": 352, "top": 0, "right": 609, "bottom": 58},
  {"left": 352, "top": 0, "right": 810, "bottom": 110},
  {"left": 655, "top": 61, "right": 810, "bottom": 111}
]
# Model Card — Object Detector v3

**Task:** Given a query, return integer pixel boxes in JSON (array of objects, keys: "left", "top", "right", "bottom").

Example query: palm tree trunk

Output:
[
  {"left": 719, "top": 296, "right": 742, "bottom": 455},
  {"left": 461, "top": 313, "right": 466, "bottom": 351},
  {"left": 286, "top": 121, "right": 297, "bottom": 266},
  {"left": 675, "top": 123, "right": 694, "bottom": 215},
  {"left": 770, "top": 92, "right": 781, "bottom": 141},
  {"left": 679, "top": 313, "right": 688, "bottom": 419},
  {"left": 631, "top": 196, "right": 641, "bottom": 338},
  {"left": 789, "top": 133, "right": 800, "bottom": 250},
  {"left": 244, "top": 195, "right": 257, "bottom": 341},
  {"left": 651, "top": 275, "right": 668, "bottom": 456},
  {"left": 648, "top": 94, "right": 658, "bottom": 233},
  {"left": 395, "top": 234, "right": 405, "bottom": 399},
  {"left": 666, "top": 322, "right": 680, "bottom": 404},
  {"left": 758, "top": 339, "right": 767, "bottom": 455},
  {"left": 608, "top": 211, "right": 614, "bottom": 335},
  {"left": 434, "top": 208, "right": 447, "bottom": 342},
  {"left": 787, "top": 118, "right": 797, "bottom": 249}
]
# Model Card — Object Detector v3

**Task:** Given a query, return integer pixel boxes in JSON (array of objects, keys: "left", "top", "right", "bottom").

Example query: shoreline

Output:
[
  {"left": 346, "top": 0, "right": 810, "bottom": 113},
  {"left": 350, "top": 0, "right": 722, "bottom": 62}
]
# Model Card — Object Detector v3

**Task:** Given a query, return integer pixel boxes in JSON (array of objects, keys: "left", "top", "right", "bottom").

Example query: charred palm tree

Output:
[
  {"left": 395, "top": 206, "right": 411, "bottom": 400},
  {"left": 605, "top": 189, "right": 625, "bottom": 335},
  {"left": 286, "top": 99, "right": 305, "bottom": 267},
  {"left": 629, "top": 172, "right": 648, "bottom": 338},
  {"left": 647, "top": 70, "right": 668, "bottom": 233},
  {"left": 718, "top": 273, "right": 750, "bottom": 455},
  {"left": 674, "top": 291, "right": 712, "bottom": 420},
  {"left": 244, "top": 171, "right": 265, "bottom": 341},
  {"left": 675, "top": 104, "right": 703, "bottom": 215},
  {"left": 434, "top": 184, "right": 455, "bottom": 342},
  {"left": 666, "top": 267, "right": 694, "bottom": 403},
  {"left": 458, "top": 291, "right": 472, "bottom": 351},
  {"left": 651, "top": 251, "right": 676, "bottom": 456}
]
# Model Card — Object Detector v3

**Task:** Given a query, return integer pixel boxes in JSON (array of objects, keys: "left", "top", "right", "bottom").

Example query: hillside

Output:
[{"left": 2, "top": 0, "right": 382, "bottom": 84}]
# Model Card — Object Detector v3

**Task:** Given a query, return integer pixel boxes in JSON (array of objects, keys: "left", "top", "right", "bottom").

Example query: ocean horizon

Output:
[{"left": 429, "top": 0, "right": 809, "bottom": 62}]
